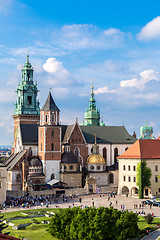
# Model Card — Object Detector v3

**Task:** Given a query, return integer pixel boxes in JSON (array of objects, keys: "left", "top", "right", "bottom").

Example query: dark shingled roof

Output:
[
  {"left": 20, "top": 124, "right": 38, "bottom": 145},
  {"left": 62, "top": 125, "right": 74, "bottom": 143},
  {"left": 61, "top": 152, "right": 78, "bottom": 163},
  {"left": 41, "top": 92, "right": 60, "bottom": 111},
  {"left": 80, "top": 126, "right": 136, "bottom": 144}
]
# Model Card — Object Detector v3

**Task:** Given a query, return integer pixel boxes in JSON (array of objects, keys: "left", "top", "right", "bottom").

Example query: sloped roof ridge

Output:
[{"left": 41, "top": 92, "right": 60, "bottom": 111}]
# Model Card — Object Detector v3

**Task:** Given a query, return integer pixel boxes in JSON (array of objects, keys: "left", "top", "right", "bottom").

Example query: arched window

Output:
[
  {"left": 16, "top": 174, "right": 21, "bottom": 182},
  {"left": 109, "top": 173, "right": 114, "bottom": 184},
  {"left": 91, "top": 148, "right": 93, "bottom": 153},
  {"left": 74, "top": 147, "right": 80, "bottom": 161},
  {"left": 114, "top": 147, "right": 118, "bottom": 163},
  {"left": 51, "top": 143, "right": 54, "bottom": 151},
  {"left": 45, "top": 115, "right": 47, "bottom": 122},
  {"left": 51, "top": 173, "right": 55, "bottom": 180},
  {"left": 52, "top": 113, "right": 54, "bottom": 122},
  {"left": 51, "top": 130, "right": 54, "bottom": 137},
  {"left": 28, "top": 147, "right": 32, "bottom": 156},
  {"left": 103, "top": 148, "right": 107, "bottom": 160}
]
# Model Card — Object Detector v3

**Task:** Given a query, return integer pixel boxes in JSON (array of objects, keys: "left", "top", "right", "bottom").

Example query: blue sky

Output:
[{"left": 1, "top": 0, "right": 160, "bottom": 144}]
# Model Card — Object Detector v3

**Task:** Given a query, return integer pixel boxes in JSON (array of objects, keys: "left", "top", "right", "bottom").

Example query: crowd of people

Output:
[{"left": 0, "top": 191, "right": 159, "bottom": 218}]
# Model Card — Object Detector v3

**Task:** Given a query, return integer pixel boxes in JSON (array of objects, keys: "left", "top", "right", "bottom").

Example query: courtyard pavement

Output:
[{"left": 1, "top": 194, "right": 160, "bottom": 239}]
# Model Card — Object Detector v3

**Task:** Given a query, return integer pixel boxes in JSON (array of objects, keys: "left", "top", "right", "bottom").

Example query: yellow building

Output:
[{"left": 118, "top": 139, "right": 160, "bottom": 198}]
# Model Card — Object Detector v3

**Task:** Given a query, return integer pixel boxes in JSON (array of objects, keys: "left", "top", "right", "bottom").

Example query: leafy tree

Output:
[
  {"left": 136, "top": 160, "right": 152, "bottom": 199},
  {"left": 116, "top": 211, "right": 139, "bottom": 240},
  {"left": 48, "top": 207, "right": 139, "bottom": 240}
]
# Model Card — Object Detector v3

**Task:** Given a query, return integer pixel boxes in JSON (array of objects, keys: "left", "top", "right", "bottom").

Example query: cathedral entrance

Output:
[
  {"left": 85, "top": 177, "right": 97, "bottom": 194},
  {"left": 89, "top": 184, "right": 93, "bottom": 193}
]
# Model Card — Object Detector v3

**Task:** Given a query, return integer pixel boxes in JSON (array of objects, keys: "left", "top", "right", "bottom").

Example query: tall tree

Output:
[{"left": 136, "top": 160, "right": 152, "bottom": 199}]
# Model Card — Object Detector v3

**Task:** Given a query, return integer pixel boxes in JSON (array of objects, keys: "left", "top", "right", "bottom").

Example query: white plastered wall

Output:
[{"left": 42, "top": 160, "right": 61, "bottom": 182}]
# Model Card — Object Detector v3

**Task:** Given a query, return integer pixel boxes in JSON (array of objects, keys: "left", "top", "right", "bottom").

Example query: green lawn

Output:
[
  {"left": 1, "top": 208, "right": 59, "bottom": 240},
  {"left": 138, "top": 216, "right": 160, "bottom": 230},
  {"left": 3, "top": 224, "right": 57, "bottom": 240},
  {"left": 2, "top": 209, "right": 160, "bottom": 240}
]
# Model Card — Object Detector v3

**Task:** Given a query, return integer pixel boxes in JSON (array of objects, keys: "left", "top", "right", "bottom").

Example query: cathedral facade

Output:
[{"left": 4, "top": 56, "right": 136, "bottom": 192}]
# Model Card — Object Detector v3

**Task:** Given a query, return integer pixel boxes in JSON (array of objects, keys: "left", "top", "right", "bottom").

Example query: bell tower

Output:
[
  {"left": 83, "top": 85, "right": 102, "bottom": 126},
  {"left": 38, "top": 91, "right": 61, "bottom": 181},
  {"left": 12, "top": 55, "right": 40, "bottom": 153},
  {"left": 14, "top": 55, "right": 40, "bottom": 116}
]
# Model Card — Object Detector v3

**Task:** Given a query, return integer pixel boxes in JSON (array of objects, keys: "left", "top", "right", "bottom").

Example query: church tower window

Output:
[
  {"left": 74, "top": 147, "right": 80, "bottom": 161},
  {"left": 51, "top": 143, "right": 54, "bottom": 151},
  {"left": 45, "top": 115, "right": 47, "bottom": 122},
  {"left": 103, "top": 148, "right": 107, "bottom": 160},
  {"left": 27, "top": 96, "right": 32, "bottom": 105},
  {"left": 52, "top": 113, "right": 54, "bottom": 122}
]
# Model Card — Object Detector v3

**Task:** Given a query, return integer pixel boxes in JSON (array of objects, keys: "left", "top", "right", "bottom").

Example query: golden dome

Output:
[{"left": 87, "top": 153, "right": 105, "bottom": 164}]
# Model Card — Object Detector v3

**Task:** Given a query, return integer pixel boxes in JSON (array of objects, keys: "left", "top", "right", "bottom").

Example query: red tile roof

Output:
[{"left": 118, "top": 139, "right": 160, "bottom": 159}]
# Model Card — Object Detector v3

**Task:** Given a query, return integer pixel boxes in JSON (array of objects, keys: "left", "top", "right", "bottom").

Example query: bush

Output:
[
  {"left": 48, "top": 207, "right": 139, "bottom": 240},
  {"left": 144, "top": 214, "right": 154, "bottom": 224}
]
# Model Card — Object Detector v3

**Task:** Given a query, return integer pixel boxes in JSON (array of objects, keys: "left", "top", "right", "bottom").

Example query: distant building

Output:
[{"left": 118, "top": 139, "right": 160, "bottom": 198}]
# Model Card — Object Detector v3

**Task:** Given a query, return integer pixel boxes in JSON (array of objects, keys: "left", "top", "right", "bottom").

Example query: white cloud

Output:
[
  {"left": 120, "top": 70, "right": 159, "bottom": 89},
  {"left": 43, "top": 58, "right": 73, "bottom": 86},
  {"left": 137, "top": 16, "right": 160, "bottom": 41},
  {"left": 43, "top": 57, "right": 70, "bottom": 78},
  {"left": 94, "top": 86, "right": 115, "bottom": 95},
  {"left": 43, "top": 58, "right": 67, "bottom": 74},
  {"left": 52, "top": 24, "right": 126, "bottom": 50},
  {"left": 104, "top": 28, "right": 123, "bottom": 37}
]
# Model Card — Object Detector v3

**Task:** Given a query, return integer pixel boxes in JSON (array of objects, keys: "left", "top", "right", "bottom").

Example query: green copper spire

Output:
[
  {"left": 14, "top": 55, "right": 40, "bottom": 115},
  {"left": 83, "top": 85, "right": 101, "bottom": 126}
]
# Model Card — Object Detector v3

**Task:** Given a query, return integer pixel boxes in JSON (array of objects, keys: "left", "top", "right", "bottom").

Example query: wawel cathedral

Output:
[{"left": 3, "top": 56, "right": 137, "bottom": 193}]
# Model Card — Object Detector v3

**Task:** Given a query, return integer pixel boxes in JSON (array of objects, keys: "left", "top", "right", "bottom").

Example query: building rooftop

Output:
[{"left": 118, "top": 139, "right": 160, "bottom": 159}]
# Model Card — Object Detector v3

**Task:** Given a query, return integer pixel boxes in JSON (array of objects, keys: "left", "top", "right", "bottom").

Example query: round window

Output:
[
  {"left": 97, "top": 165, "right": 100, "bottom": 170},
  {"left": 91, "top": 165, "right": 94, "bottom": 170},
  {"left": 70, "top": 165, "right": 73, "bottom": 170}
]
